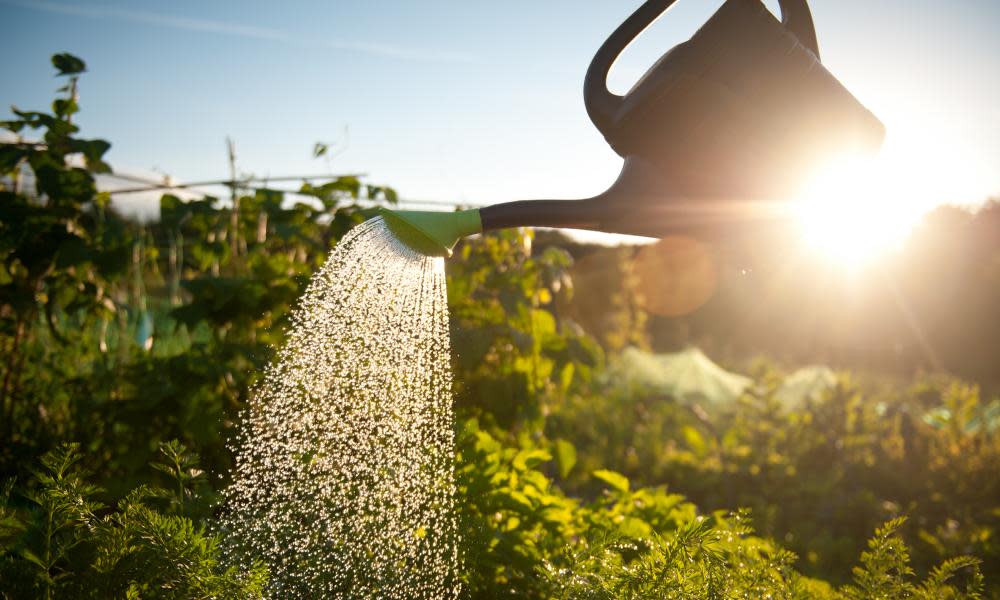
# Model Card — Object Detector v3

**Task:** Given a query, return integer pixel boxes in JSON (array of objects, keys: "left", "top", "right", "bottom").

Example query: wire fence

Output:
[{"left": 1, "top": 138, "right": 487, "bottom": 211}]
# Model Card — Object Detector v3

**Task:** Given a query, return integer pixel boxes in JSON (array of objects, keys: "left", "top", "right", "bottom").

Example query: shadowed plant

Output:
[{"left": 0, "top": 443, "right": 267, "bottom": 599}]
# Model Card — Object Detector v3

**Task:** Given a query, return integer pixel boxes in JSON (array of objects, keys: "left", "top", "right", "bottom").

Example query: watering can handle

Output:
[{"left": 584, "top": 0, "right": 819, "bottom": 133}]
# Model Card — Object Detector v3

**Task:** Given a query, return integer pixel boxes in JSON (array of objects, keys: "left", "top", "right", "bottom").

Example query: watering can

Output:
[{"left": 382, "top": 0, "right": 885, "bottom": 257}]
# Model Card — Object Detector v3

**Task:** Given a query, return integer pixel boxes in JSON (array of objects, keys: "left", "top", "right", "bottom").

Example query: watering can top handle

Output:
[{"left": 584, "top": 0, "right": 820, "bottom": 132}]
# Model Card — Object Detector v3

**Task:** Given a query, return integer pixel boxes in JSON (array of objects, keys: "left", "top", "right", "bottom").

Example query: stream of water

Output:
[{"left": 220, "top": 217, "right": 460, "bottom": 598}]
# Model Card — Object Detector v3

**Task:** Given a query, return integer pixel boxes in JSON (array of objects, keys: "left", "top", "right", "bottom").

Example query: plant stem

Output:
[{"left": 43, "top": 496, "right": 53, "bottom": 600}]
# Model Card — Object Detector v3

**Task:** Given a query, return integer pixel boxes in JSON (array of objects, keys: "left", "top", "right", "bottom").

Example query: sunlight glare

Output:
[
  {"left": 794, "top": 155, "right": 922, "bottom": 268},
  {"left": 792, "top": 111, "right": 994, "bottom": 269}
]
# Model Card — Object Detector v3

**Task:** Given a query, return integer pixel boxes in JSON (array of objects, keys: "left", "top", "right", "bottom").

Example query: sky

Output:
[{"left": 1, "top": 0, "right": 998, "bottom": 226}]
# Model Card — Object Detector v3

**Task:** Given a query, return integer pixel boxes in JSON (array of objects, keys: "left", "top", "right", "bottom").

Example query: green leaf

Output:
[
  {"left": 0, "top": 144, "right": 28, "bottom": 174},
  {"left": 52, "top": 53, "right": 86, "bottom": 76},
  {"left": 619, "top": 516, "right": 652, "bottom": 538},
  {"left": 69, "top": 138, "right": 112, "bottom": 172},
  {"left": 553, "top": 439, "right": 576, "bottom": 479},
  {"left": 559, "top": 362, "right": 574, "bottom": 393},
  {"left": 512, "top": 449, "right": 551, "bottom": 471},
  {"left": 530, "top": 308, "right": 556, "bottom": 337},
  {"left": 19, "top": 547, "right": 48, "bottom": 570},
  {"left": 505, "top": 490, "right": 534, "bottom": 511},
  {"left": 52, "top": 98, "right": 78, "bottom": 118},
  {"left": 682, "top": 425, "right": 707, "bottom": 457},
  {"left": 592, "top": 469, "right": 629, "bottom": 493},
  {"left": 473, "top": 430, "right": 501, "bottom": 454}
]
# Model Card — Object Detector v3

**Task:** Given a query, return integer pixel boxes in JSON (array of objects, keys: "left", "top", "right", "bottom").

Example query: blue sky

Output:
[{"left": 2, "top": 0, "right": 998, "bottom": 219}]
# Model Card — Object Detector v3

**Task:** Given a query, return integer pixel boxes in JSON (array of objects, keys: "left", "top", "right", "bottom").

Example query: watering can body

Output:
[
  {"left": 593, "top": 0, "right": 883, "bottom": 202},
  {"left": 383, "top": 0, "right": 885, "bottom": 256}
]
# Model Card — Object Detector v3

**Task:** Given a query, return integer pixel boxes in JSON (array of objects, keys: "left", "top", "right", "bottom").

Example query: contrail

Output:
[{"left": 2, "top": 0, "right": 477, "bottom": 64}]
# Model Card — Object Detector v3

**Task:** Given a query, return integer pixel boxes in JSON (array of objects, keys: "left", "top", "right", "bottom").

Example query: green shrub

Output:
[
  {"left": 0, "top": 443, "right": 266, "bottom": 599},
  {"left": 548, "top": 371, "right": 1000, "bottom": 591},
  {"left": 457, "top": 420, "right": 983, "bottom": 599}
]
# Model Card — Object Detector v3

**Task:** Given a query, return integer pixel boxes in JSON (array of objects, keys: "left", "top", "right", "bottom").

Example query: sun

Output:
[
  {"left": 793, "top": 154, "right": 926, "bottom": 268},
  {"left": 791, "top": 114, "right": 995, "bottom": 269}
]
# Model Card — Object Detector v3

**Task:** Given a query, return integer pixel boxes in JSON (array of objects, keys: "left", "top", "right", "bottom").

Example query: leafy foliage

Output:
[
  {"left": 0, "top": 443, "right": 266, "bottom": 599},
  {"left": 0, "top": 54, "right": 395, "bottom": 492},
  {"left": 840, "top": 517, "right": 983, "bottom": 600},
  {"left": 548, "top": 371, "right": 1000, "bottom": 587},
  {"left": 456, "top": 421, "right": 983, "bottom": 599},
  {"left": 1, "top": 54, "right": 997, "bottom": 598},
  {"left": 447, "top": 227, "right": 601, "bottom": 431}
]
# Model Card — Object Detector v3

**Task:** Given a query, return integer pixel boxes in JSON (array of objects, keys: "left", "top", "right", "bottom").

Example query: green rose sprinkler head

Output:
[{"left": 379, "top": 208, "right": 483, "bottom": 258}]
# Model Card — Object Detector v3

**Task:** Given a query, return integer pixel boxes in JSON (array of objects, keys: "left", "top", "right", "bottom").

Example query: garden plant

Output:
[{"left": 0, "top": 55, "right": 996, "bottom": 599}]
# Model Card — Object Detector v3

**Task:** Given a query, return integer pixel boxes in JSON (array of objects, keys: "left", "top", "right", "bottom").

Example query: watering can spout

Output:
[{"left": 382, "top": 156, "right": 787, "bottom": 257}]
